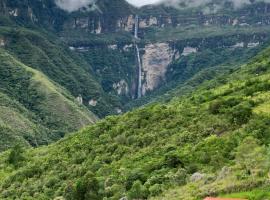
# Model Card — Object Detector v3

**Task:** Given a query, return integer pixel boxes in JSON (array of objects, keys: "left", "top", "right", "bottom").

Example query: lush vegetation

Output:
[
  {"left": 1, "top": 44, "right": 270, "bottom": 199},
  {"left": 0, "top": 48, "right": 97, "bottom": 152}
]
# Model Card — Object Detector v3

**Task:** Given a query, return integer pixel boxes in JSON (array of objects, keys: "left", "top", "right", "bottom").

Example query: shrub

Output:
[
  {"left": 7, "top": 144, "right": 25, "bottom": 168},
  {"left": 128, "top": 180, "right": 148, "bottom": 200},
  {"left": 149, "top": 184, "right": 163, "bottom": 197},
  {"left": 229, "top": 103, "right": 253, "bottom": 125}
]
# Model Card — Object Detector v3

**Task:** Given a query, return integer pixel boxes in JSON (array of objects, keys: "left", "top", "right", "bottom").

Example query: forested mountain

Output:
[
  {"left": 1, "top": 0, "right": 270, "bottom": 199},
  {"left": 1, "top": 36, "right": 270, "bottom": 200},
  {"left": 1, "top": 0, "right": 270, "bottom": 116}
]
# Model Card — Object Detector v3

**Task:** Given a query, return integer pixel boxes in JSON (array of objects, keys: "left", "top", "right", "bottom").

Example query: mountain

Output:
[
  {"left": 1, "top": 0, "right": 270, "bottom": 199},
  {"left": 0, "top": 48, "right": 97, "bottom": 152},
  {"left": 2, "top": 0, "right": 270, "bottom": 116},
  {"left": 1, "top": 38, "right": 270, "bottom": 199}
]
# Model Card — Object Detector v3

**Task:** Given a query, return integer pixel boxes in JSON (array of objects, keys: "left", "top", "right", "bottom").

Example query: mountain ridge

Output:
[{"left": 1, "top": 38, "right": 270, "bottom": 199}]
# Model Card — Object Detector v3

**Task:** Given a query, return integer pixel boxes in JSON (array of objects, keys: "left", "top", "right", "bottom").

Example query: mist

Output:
[
  {"left": 127, "top": 0, "right": 270, "bottom": 9},
  {"left": 55, "top": 0, "right": 97, "bottom": 12},
  {"left": 158, "top": 0, "right": 270, "bottom": 9},
  {"left": 54, "top": 0, "right": 270, "bottom": 12}
]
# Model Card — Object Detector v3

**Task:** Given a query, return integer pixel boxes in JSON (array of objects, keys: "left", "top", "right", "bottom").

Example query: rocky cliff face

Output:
[{"left": 141, "top": 42, "right": 179, "bottom": 95}]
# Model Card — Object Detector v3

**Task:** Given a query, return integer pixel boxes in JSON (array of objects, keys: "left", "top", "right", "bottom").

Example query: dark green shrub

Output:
[
  {"left": 229, "top": 103, "right": 253, "bottom": 125},
  {"left": 128, "top": 180, "right": 148, "bottom": 199},
  {"left": 7, "top": 144, "right": 25, "bottom": 168}
]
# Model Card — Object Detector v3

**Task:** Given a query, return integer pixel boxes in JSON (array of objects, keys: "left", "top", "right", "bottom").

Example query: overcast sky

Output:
[{"left": 126, "top": 0, "right": 161, "bottom": 7}]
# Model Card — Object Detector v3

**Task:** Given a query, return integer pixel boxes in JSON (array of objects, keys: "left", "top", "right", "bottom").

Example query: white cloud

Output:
[
  {"left": 55, "top": 0, "right": 270, "bottom": 12},
  {"left": 126, "top": 0, "right": 270, "bottom": 8},
  {"left": 126, "top": 0, "right": 162, "bottom": 7},
  {"left": 55, "top": 0, "right": 97, "bottom": 12}
]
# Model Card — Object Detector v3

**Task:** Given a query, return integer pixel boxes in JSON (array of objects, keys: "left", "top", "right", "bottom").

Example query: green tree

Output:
[
  {"left": 74, "top": 172, "right": 101, "bottom": 200},
  {"left": 236, "top": 137, "right": 269, "bottom": 176},
  {"left": 128, "top": 180, "right": 148, "bottom": 200},
  {"left": 7, "top": 144, "right": 25, "bottom": 168}
]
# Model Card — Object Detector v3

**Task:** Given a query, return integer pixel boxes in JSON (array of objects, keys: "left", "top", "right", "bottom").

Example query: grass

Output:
[
  {"left": 221, "top": 187, "right": 270, "bottom": 200},
  {"left": 0, "top": 49, "right": 97, "bottom": 151}
]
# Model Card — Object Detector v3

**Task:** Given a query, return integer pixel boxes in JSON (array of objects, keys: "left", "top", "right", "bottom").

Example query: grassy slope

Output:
[
  {"left": 0, "top": 48, "right": 97, "bottom": 152},
  {"left": 0, "top": 26, "right": 121, "bottom": 117},
  {"left": 1, "top": 44, "right": 270, "bottom": 200}
]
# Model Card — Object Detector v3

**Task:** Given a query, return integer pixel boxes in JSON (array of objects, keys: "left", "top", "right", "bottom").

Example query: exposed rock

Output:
[
  {"left": 75, "top": 17, "right": 89, "bottom": 29},
  {"left": 76, "top": 95, "right": 83, "bottom": 105},
  {"left": 89, "top": 99, "right": 97, "bottom": 107},
  {"left": 248, "top": 42, "right": 260, "bottom": 48},
  {"left": 232, "top": 18, "right": 239, "bottom": 26},
  {"left": 113, "top": 80, "right": 129, "bottom": 95},
  {"left": 139, "top": 19, "right": 148, "bottom": 28},
  {"left": 69, "top": 46, "right": 75, "bottom": 51},
  {"left": 9, "top": 9, "right": 18, "bottom": 17},
  {"left": 124, "top": 15, "right": 135, "bottom": 32},
  {"left": 116, "top": 108, "right": 122, "bottom": 114},
  {"left": 182, "top": 47, "right": 198, "bottom": 56},
  {"left": 123, "top": 44, "right": 133, "bottom": 52},
  {"left": 108, "top": 44, "right": 118, "bottom": 50},
  {"left": 68, "top": 46, "right": 89, "bottom": 52},
  {"left": 95, "top": 20, "right": 102, "bottom": 34},
  {"left": 139, "top": 16, "right": 158, "bottom": 28},
  {"left": 142, "top": 43, "right": 178, "bottom": 95},
  {"left": 231, "top": 42, "right": 244, "bottom": 48},
  {"left": 0, "top": 39, "right": 5, "bottom": 47},
  {"left": 149, "top": 16, "right": 158, "bottom": 26},
  {"left": 190, "top": 172, "right": 205, "bottom": 182}
]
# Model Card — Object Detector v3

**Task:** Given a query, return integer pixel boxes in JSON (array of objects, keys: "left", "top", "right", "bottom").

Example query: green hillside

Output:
[
  {"left": 1, "top": 43, "right": 270, "bottom": 199},
  {"left": 0, "top": 48, "right": 97, "bottom": 152}
]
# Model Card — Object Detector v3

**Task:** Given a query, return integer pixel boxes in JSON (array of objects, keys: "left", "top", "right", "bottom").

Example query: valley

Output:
[{"left": 1, "top": 0, "right": 270, "bottom": 199}]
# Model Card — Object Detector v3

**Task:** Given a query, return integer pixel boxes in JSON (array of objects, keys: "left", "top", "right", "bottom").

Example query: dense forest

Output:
[
  {"left": 1, "top": 0, "right": 270, "bottom": 199},
  {"left": 1, "top": 44, "right": 270, "bottom": 199}
]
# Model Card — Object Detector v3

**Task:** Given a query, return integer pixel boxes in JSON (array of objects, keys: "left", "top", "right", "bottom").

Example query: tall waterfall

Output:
[
  {"left": 134, "top": 15, "right": 139, "bottom": 39},
  {"left": 135, "top": 44, "right": 142, "bottom": 98},
  {"left": 134, "top": 15, "right": 142, "bottom": 98}
]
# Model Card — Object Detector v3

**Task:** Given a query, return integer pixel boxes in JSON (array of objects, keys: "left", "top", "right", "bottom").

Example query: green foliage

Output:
[
  {"left": 235, "top": 137, "right": 269, "bottom": 177},
  {"left": 73, "top": 172, "right": 101, "bottom": 200},
  {"left": 7, "top": 145, "right": 25, "bottom": 168},
  {"left": 0, "top": 49, "right": 96, "bottom": 152},
  {"left": 1, "top": 44, "right": 270, "bottom": 199},
  {"left": 128, "top": 180, "right": 148, "bottom": 200}
]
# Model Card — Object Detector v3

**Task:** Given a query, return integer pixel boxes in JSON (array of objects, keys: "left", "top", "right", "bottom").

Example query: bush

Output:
[
  {"left": 71, "top": 172, "right": 101, "bottom": 200},
  {"left": 7, "top": 144, "right": 25, "bottom": 168},
  {"left": 128, "top": 180, "right": 148, "bottom": 199},
  {"left": 229, "top": 103, "right": 253, "bottom": 125},
  {"left": 164, "top": 151, "right": 184, "bottom": 168},
  {"left": 149, "top": 184, "right": 163, "bottom": 197}
]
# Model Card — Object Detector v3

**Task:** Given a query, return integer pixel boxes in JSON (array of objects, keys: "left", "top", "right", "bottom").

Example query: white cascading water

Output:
[{"left": 134, "top": 15, "right": 142, "bottom": 98}]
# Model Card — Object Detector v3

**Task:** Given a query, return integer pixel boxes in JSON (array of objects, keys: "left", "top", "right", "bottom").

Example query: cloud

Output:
[
  {"left": 126, "top": 0, "right": 270, "bottom": 9},
  {"left": 159, "top": 0, "right": 270, "bottom": 9},
  {"left": 55, "top": 0, "right": 97, "bottom": 12},
  {"left": 126, "top": 0, "right": 162, "bottom": 7}
]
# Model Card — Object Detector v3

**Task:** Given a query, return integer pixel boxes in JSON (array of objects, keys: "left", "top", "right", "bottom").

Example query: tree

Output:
[
  {"left": 73, "top": 172, "right": 101, "bottom": 200},
  {"left": 236, "top": 137, "right": 269, "bottom": 176},
  {"left": 128, "top": 180, "right": 148, "bottom": 200},
  {"left": 7, "top": 144, "right": 25, "bottom": 168},
  {"left": 230, "top": 103, "right": 252, "bottom": 125}
]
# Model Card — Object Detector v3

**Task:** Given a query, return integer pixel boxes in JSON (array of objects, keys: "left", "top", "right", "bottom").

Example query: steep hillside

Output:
[
  {"left": 0, "top": 48, "right": 97, "bottom": 152},
  {"left": 1, "top": 43, "right": 270, "bottom": 199},
  {"left": 1, "top": 0, "right": 270, "bottom": 115}
]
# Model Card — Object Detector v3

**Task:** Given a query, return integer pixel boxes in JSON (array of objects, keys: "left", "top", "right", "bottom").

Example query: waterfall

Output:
[
  {"left": 136, "top": 44, "right": 142, "bottom": 98},
  {"left": 134, "top": 15, "right": 139, "bottom": 39},
  {"left": 134, "top": 15, "right": 142, "bottom": 98}
]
